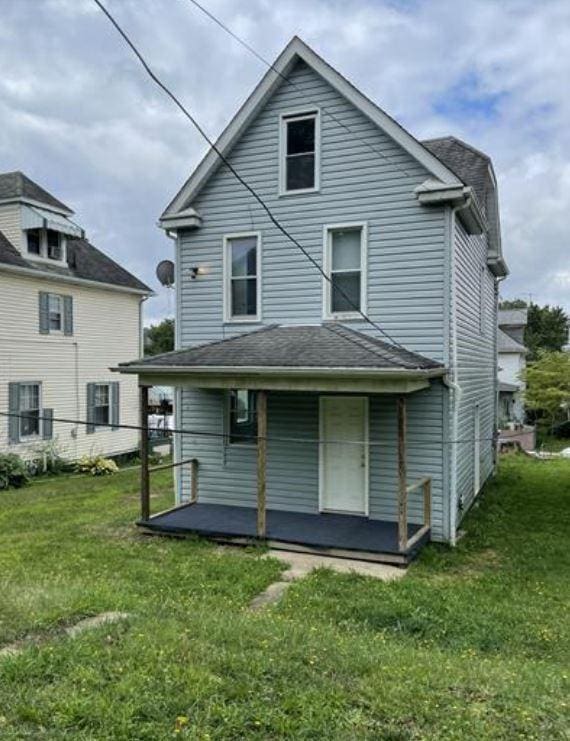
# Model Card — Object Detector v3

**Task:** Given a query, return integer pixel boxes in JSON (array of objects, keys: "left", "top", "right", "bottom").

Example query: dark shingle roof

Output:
[
  {"left": 0, "top": 171, "right": 72, "bottom": 213},
  {"left": 122, "top": 324, "right": 443, "bottom": 371},
  {"left": 0, "top": 230, "right": 151, "bottom": 293},
  {"left": 421, "top": 136, "right": 490, "bottom": 207},
  {"left": 0, "top": 230, "right": 29, "bottom": 267}
]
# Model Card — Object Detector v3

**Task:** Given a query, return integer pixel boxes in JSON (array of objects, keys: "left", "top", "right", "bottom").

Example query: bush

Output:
[
  {"left": 552, "top": 420, "right": 570, "bottom": 439},
  {"left": 0, "top": 453, "right": 30, "bottom": 490},
  {"left": 76, "top": 455, "right": 119, "bottom": 477}
]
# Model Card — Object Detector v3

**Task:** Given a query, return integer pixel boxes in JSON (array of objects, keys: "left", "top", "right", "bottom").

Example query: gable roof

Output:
[
  {"left": 421, "top": 137, "right": 491, "bottom": 208},
  {"left": 161, "top": 36, "right": 462, "bottom": 218},
  {"left": 119, "top": 323, "right": 443, "bottom": 372},
  {"left": 498, "top": 328, "right": 526, "bottom": 354},
  {"left": 0, "top": 171, "right": 72, "bottom": 214},
  {"left": 0, "top": 230, "right": 151, "bottom": 294}
]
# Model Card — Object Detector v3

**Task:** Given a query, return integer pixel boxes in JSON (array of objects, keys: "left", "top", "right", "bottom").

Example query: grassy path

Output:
[{"left": 0, "top": 456, "right": 568, "bottom": 739}]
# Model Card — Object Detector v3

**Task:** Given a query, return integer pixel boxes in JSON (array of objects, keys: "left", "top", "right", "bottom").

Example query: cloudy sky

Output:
[{"left": 1, "top": 0, "right": 568, "bottom": 322}]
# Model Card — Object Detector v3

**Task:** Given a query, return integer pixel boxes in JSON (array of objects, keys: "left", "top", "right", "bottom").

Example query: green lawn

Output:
[{"left": 0, "top": 456, "right": 568, "bottom": 739}]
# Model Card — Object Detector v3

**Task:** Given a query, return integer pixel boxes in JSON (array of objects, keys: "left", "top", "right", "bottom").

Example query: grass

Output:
[
  {"left": 0, "top": 456, "right": 568, "bottom": 739},
  {"left": 537, "top": 435, "right": 570, "bottom": 453}
]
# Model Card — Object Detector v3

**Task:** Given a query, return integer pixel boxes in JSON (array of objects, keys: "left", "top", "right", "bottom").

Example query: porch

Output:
[
  {"left": 115, "top": 324, "right": 445, "bottom": 564},
  {"left": 139, "top": 502, "right": 430, "bottom": 565}
]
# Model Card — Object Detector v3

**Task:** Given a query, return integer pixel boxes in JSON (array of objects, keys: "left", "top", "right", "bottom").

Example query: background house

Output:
[
  {"left": 498, "top": 308, "right": 528, "bottom": 425},
  {"left": 0, "top": 171, "right": 151, "bottom": 462}
]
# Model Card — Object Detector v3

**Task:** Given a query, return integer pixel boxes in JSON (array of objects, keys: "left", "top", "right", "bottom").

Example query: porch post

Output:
[
  {"left": 397, "top": 395, "right": 408, "bottom": 551},
  {"left": 257, "top": 390, "right": 267, "bottom": 538},
  {"left": 140, "top": 384, "right": 151, "bottom": 522}
]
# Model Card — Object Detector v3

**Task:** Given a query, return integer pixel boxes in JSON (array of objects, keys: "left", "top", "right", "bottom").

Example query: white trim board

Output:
[{"left": 162, "top": 36, "right": 461, "bottom": 217}]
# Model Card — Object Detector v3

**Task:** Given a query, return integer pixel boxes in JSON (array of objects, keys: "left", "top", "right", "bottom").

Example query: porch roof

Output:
[{"left": 115, "top": 324, "right": 445, "bottom": 393}]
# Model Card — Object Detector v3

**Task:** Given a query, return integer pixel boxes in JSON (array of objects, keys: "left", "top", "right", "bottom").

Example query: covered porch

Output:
[{"left": 115, "top": 324, "right": 445, "bottom": 564}]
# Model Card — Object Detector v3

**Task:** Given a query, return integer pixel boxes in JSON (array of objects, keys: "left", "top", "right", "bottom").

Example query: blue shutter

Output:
[
  {"left": 8, "top": 383, "right": 20, "bottom": 444},
  {"left": 111, "top": 382, "right": 120, "bottom": 430},
  {"left": 86, "top": 383, "right": 96, "bottom": 434},
  {"left": 39, "top": 292, "right": 50, "bottom": 334},
  {"left": 42, "top": 408, "right": 54, "bottom": 439},
  {"left": 63, "top": 296, "right": 73, "bottom": 336}
]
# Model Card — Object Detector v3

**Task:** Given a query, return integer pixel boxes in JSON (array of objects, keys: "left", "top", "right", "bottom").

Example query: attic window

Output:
[
  {"left": 27, "top": 229, "right": 41, "bottom": 255},
  {"left": 280, "top": 111, "right": 320, "bottom": 194},
  {"left": 47, "top": 230, "right": 62, "bottom": 260}
]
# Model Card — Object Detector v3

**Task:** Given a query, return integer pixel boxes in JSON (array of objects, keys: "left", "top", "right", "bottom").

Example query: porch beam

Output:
[
  {"left": 397, "top": 395, "right": 408, "bottom": 552},
  {"left": 140, "top": 384, "right": 151, "bottom": 522},
  {"left": 257, "top": 390, "right": 268, "bottom": 538}
]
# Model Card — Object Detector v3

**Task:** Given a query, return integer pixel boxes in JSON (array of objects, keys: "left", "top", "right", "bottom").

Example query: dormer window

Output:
[
  {"left": 27, "top": 229, "right": 41, "bottom": 255},
  {"left": 279, "top": 110, "right": 320, "bottom": 195},
  {"left": 47, "top": 230, "right": 62, "bottom": 260},
  {"left": 25, "top": 228, "right": 66, "bottom": 263}
]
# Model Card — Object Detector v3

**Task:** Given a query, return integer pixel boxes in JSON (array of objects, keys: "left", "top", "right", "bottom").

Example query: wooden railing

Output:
[{"left": 399, "top": 476, "right": 431, "bottom": 552}]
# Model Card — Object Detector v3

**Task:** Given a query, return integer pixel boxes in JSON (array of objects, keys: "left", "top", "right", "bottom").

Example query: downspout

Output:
[
  {"left": 493, "top": 274, "right": 507, "bottom": 470},
  {"left": 443, "top": 193, "right": 472, "bottom": 546}
]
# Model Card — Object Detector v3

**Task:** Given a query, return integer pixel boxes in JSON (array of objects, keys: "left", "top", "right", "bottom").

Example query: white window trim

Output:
[
  {"left": 48, "top": 293, "right": 63, "bottom": 334},
  {"left": 18, "top": 382, "right": 42, "bottom": 441},
  {"left": 278, "top": 108, "right": 321, "bottom": 196},
  {"left": 26, "top": 229, "right": 67, "bottom": 265},
  {"left": 222, "top": 232, "right": 262, "bottom": 324},
  {"left": 322, "top": 221, "right": 368, "bottom": 320},
  {"left": 93, "top": 382, "right": 111, "bottom": 429}
]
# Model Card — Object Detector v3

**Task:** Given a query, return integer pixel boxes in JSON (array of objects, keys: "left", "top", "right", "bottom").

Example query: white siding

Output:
[
  {"left": 0, "top": 203, "right": 22, "bottom": 251},
  {"left": 0, "top": 272, "right": 141, "bottom": 460}
]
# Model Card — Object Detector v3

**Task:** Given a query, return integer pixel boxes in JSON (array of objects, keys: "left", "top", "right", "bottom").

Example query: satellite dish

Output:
[{"left": 156, "top": 259, "right": 175, "bottom": 287}]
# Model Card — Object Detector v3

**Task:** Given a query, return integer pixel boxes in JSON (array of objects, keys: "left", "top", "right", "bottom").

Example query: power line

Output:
[
  {"left": 185, "top": 0, "right": 416, "bottom": 180},
  {"left": 0, "top": 410, "right": 498, "bottom": 449},
  {"left": 92, "top": 0, "right": 412, "bottom": 364}
]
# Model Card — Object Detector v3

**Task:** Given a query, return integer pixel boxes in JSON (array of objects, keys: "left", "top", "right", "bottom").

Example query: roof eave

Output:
[
  {"left": 113, "top": 364, "right": 446, "bottom": 378},
  {"left": 416, "top": 182, "right": 487, "bottom": 235}
]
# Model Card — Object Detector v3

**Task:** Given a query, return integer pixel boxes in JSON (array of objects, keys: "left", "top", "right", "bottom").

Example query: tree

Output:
[
  {"left": 145, "top": 318, "right": 174, "bottom": 356},
  {"left": 522, "top": 351, "right": 570, "bottom": 430},
  {"left": 525, "top": 304, "right": 568, "bottom": 360},
  {"left": 499, "top": 299, "right": 568, "bottom": 360}
]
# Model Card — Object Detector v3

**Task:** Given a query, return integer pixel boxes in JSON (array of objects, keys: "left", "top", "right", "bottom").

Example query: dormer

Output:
[{"left": 0, "top": 170, "right": 84, "bottom": 263}]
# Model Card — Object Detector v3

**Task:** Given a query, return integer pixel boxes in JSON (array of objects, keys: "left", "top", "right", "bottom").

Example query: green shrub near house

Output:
[{"left": 0, "top": 453, "right": 30, "bottom": 490}]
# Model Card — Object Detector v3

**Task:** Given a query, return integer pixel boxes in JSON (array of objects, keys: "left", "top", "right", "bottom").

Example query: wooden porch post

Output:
[
  {"left": 257, "top": 390, "right": 267, "bottom": 538},
  {"left": 397, "top": 395, "right": 408, "bottom": 552},
  {"left": 140, "top": 385, "right": 150, "bottom": 522}
]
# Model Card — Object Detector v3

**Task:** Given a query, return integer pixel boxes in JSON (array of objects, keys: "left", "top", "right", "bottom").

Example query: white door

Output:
[
  {"left": 474, "top": 403, "right": 481, "bottom": 495},
  {"left": 320, "top": 396, "right": 368, "bottom": 515}
]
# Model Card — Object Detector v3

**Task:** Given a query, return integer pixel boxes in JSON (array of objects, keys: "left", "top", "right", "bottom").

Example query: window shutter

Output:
[
  {"left": 86, "top": 383, "right": 96, "bottom": 434},
  {"left": 8, "top": 383, "right": 20, "bottom": 444},
  {"left": 111, "top": 382, "right": 120, "bottom": 430},
  {"left": 63, "top": 296, "right": 73, "bottom": 336},
  {"left": 39, "top": 292, "right": 50, "bottom": 334},
  {"left": 42, "top": 408, "right": 54, "bottom": 439}
]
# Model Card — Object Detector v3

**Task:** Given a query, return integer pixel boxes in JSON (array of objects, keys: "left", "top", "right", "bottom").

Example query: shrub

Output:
[
  {"left": 28, "top": 440, "right": 70, "bottom": 477},
  {"left": 76, "top": 455, "right": 119, "bottom": 477},
  {"left": 0, "top": 453, "right": 30, "bottom": 490}
]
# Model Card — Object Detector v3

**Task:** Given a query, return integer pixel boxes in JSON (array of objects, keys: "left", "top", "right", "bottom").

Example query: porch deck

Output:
[{"left": 138, "top": 503, "right": 430, "bottom": 565}]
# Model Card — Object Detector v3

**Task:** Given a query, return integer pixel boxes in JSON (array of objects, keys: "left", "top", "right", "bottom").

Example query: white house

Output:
[
  {"left": 0, "top": 170, "right": 152, "bottom": 462},
  {"left": 498, "top": 309, "right": 528, "bottom": 425}
]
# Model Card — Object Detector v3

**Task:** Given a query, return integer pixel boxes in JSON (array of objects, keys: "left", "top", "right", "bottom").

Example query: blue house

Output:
[{"left": 117, "top": 38, "right": 508, "bottom": 563}]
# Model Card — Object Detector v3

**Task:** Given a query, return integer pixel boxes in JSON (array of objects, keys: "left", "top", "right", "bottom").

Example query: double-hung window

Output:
[
  {"left": 280, "top": 110, "right": 320, "bottom": 194},
  {"left": 224, "top": 233, "right": 260, "bottom": 322},
  {"left": 19, "top": 383, "right": 41, "bottom": 439},
  {"left": 48, "top": 294, "right": 62, "bottom": 331},
  {"left": 27, "top": 229, "right": 41, "bottom": 255},
  {"left": 324, "top": 223, "right": 367, "bottom": 318},
  {"left": 94, "top": 384, "right": 110, "bottom": 426},
  {"left": 228, "top": 389, "right": 257, "bottom": 445}
]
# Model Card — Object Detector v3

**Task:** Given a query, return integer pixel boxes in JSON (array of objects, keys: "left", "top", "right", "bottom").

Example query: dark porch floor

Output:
[{"left": 138, "top": 503, "right": 430, "bottom": 564}]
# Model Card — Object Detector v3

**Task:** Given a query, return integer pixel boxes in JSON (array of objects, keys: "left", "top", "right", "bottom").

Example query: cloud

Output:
[{"left": 1, "top": 0, "right": 569, "bottom": 324}]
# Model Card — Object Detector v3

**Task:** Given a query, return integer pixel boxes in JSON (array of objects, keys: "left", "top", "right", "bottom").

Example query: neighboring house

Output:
[
  {"left": 0, "top": 171, "right": 152, "bottom": 462},
  {"left": 117, "top": 37, "right": 508, "bottom": 562},
  {"left": 498, "top": 309, "right": 528, "bottom": 425}
]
